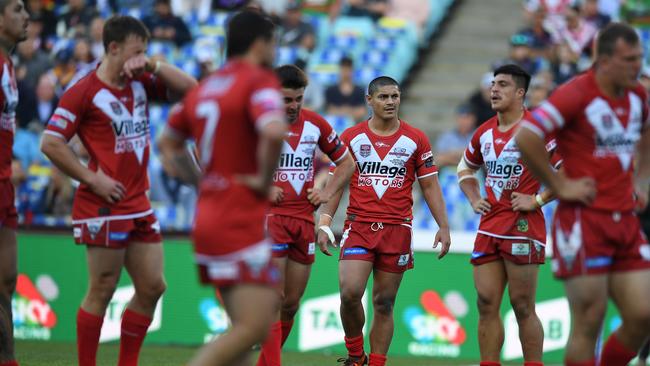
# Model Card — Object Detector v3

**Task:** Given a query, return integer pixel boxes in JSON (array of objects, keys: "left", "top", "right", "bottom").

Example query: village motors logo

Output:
[
  {"left": 12, "top": 274, "right": 58, "bottom": 340},
  {"left": 403, "top": 290, "right": 468, "bottom": 357}
]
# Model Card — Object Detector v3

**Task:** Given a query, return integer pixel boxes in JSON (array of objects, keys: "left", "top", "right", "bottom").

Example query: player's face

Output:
[
  {"left": 367, "top": 85, "right": 400, "bottom": 120},
  {"left": 0, "top": 0, "right": 29, "bottom": 44},
  {"left": 490, "top": 74, "right": 523, "bottom": 112},
  {"left": 113, "top": 35, "right": 147, "bottom": 64},
  {"left": 603, "top": 39, "right": 643, "bottom": 89},
  {"left": 282, "top": 87, "right": 304, "bottom": 123}
]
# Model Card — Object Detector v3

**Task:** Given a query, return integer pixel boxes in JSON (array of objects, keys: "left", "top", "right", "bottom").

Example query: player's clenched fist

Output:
[{"left": 88, "top": 168, "right": 126, "bottom": 204}]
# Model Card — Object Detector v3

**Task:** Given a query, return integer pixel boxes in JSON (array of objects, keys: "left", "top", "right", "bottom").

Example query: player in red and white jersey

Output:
[
  {"left": 157, "top": 11, "right": 287, "bottom": 366},
  {"left": 0, "top": 2, "right": 28, "bottom": 365},
  {"left": 40, "top": 16, "right": 197, "bottom": 366},
  {"left": 317, "top": 76, "right": 451, "bottom": 366},
  {"left": 255, "top": 65, "right": 355, "bottom": 366},
  {"left": 458, "top": 65, "right": 560, "bottom": 366},
  {"left": 516, "top": 23, "right": 650, "bottom": 366}
]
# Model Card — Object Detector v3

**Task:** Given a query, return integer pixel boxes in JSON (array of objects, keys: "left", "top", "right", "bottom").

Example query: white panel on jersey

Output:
[
  {"left": 350, "top": 133, "right": 417, "bottom": 200},
  {"left": 93, "top": 82, "right": 149, "bottom": 165},
  {"left": 278, "top": 120, "right": 320, "bottom": 195},
  {"left": 479, "top": 129, "right": 524, "bottom": 201},
  {"left": 0, "top": 63, "right": 17, "bottom": 132},
  {"left": 585, "top": 95, "right": 642, "bottom": 171}
]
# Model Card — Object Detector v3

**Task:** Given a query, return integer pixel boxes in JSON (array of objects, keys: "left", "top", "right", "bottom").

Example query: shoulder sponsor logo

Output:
[
  {"left": 404, "top": 290, "right": 467, "bottom": 357},
  {"left": 327, "top": 130, "right": 337, "bottom": 143},
  {"left": 420, "top": 151, "right": 433, "bottom": 161},
  {"left": 13, "top": 274, "right": 58, "bottom": 340}
]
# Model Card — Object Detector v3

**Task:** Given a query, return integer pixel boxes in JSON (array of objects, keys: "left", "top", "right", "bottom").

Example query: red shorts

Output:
[
  {"left": 0, "top": 179, "right": 17, "bottom": 230},
  {"left": 338, "top": 220, "right": 413, "bottom": 273},
  {"left": 471, "top": 233, "right": 545, "bottom": 266},
  {"left": 267, "top": 215, "right": 316, "bottom": 265},
  {"left": 196, "top": 240, "right": 280, "bottom": 288},
  {"left": 72, "top": 212, "right": 162, "bottom": 248},
  {"left": 551, "top": 205, "right": 650, "bottom": 279}
]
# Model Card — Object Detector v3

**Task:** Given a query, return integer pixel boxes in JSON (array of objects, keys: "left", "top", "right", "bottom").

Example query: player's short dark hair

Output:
[
  {"left": 596, "top": 22, "right": 639, "bottom": 57},
  {"left": 340, "top": 55, "right": 354, "bottom": 67},
  {"left": 493, "top": 64, "right": 531, "bottom": 94},
  {"left": 226, "top": 10, "right": 275, "bottom": 59},
  {"left": 102, "top": 15, "right": 150, "bottom": 52},
  {"left": 367, "top": 76, "right": 399, "bottom": 96},
  {"left": 275, "top": 64, "right": 308, "bottom": 89}
]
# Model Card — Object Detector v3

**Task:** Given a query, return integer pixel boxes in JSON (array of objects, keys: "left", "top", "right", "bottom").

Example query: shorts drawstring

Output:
[{"left": 370, "top": 222, "right": 384, "bottom": 231}]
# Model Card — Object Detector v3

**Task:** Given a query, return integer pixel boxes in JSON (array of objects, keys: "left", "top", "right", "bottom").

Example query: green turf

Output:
[{"left": 15, "top": 340, "right": 531, "bottom": 365}]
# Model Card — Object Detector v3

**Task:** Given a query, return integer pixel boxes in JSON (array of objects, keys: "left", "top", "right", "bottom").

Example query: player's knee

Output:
[
  {"left": 137, "top": 277, "right": 167, "bottom": 301},
  {"left": 510, "top": 295, "right": 535, "bottom": 319},
  {"left": 372, "top": 295, "right": 395, "bottom": 316},
  {"left": 89, "top": 274, "right": 120, "bottom": 305},
  {"left": 340, "top": 289, "right": 363, "bottom": 308},
  {"left": 476, "top": 292, "right": 500, "bottom": 316}
]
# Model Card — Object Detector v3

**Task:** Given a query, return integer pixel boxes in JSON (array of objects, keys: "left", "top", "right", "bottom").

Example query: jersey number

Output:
[{"left": 196, "top": 101, "right": 220, "bottom": 168}]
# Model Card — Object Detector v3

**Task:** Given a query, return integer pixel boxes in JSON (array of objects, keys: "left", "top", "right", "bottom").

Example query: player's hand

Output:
[
  {"left": 307, "top": 188, "right": 329, "bottom": 206},
  {"left": 236, "top": 174, "right": 271, "bottom": 197},
  {"left": 122, "top": 54, "right": 152, "bottom": 79},
  {"left": 634, "top": 178, "right": 649, "bottom": 212},
  {"left": 511, "top": 192, "right": 538, "bottom": 212},
  {"left": 433, "top": 226, "right": 451, "bottom": 259},
  {"left": 88, "top": 168, "right": 126, "bottom": 204},
  {"left": 556, "top": 175, "right": 596, "bottom": 205},
  {"left": 316, "top": 226, "right": 337, "bottom": 256},
  {"left": 268, "top": 186, "right": 284, "bottom": 204},
  {"left": 471, "top": 198, "right": 491, "bottom": 215}
]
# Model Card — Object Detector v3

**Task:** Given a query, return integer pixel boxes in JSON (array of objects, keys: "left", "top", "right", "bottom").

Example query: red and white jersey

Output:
[
  {"left": 44, "top": 70, "right": 168, "bottom": 220},
  {"left": 464, "top": 111, "right": 561, "bottom": 243},
  {"left": 270, "top": 109, "right": 347, "bottom": 223},
  {"left": 0, "top": 53, "right": 17, "bottom": 181},
  {"left": 166, "top": 60, "right": 284, "bottom": 256},
  {"left": 522, "top": 69, "right": 648, "bottom": 212},
  {"left": 339, "top": 120, "right": 437, "bottom": 224}
]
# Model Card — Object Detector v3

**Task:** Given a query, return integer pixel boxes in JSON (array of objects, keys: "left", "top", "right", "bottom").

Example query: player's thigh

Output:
[
  {"left": 371, "top": 269, "right": 404, "bottom": 303},
  {"left": 0, "top": 227, "right": 16, "bottom": 285},
  {"left": 473, "top": 260, "right": 507, "bottom": 307},
  {"left": 563, "top": 274, "right": 608, "bottom": 326},
  {"left": 86, "top": 245, "right": 126, "bottom": 285},
  {"left": 339, "top": 260, "right": 373, "bottom": 300},
  {"left": 124, "top": 242, "right": 165, "bottom": 289},
  {"left": 609, "top": 269, "right": 650, "bottom": 322},
  {"left": 504, "top": 261, "right": 539, "bottom": 303},
  {"left": 272, "top": 256, "right": 288, "bottom": 288},
  {"left": 283, "top": 258, "right": 311, "bottom": 303}
]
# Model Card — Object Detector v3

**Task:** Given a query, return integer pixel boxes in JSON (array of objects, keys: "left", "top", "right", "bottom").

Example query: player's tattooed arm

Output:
[
  {"left": 308, "top": 153, "right": 355, "bottom": 206},
  {"left": 419, "top": 174, "right": 451, "bottom": 259}
]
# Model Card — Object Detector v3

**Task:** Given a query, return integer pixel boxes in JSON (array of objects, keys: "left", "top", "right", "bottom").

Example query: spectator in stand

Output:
[
  {"left": 434, "top": 104, "right": 477, "bottom": 168},
  {"left": 73, "top": 37, "right": 96, "bottom": 67},
  {"left": 58, "top": 0, "right": 99, "bottom": 38},
  {"left": 26, "top": 0, "right": 57, "bottom": 48},
  {"left": 325, "top": 56, "right": 367, "bottom": 122},
  {"left": 467, "top": 72, "right": 496, "bottom": 127},
  {"left": 345, "top": 0, "right": 389, "bottom": 21},
  {"left": 279, "top": 1, "right": 316, "bottom": 53},
  {"left": 523, "top": 0, "right": 573, "bottom": 40},
  {"left": 518, "top": 7, "right": 554, "bottom": 59},
  {"left": 551, "top": 41, "right": 579, "bottom": 84},
  {"left": 581, "top": 0, "right": 610, "bottom": 29},
  {"left": 493, "top": 33, "right": 548, "bottom": 76},
  {"left": 89, "top": 16, "right": 104, "bottom": 59},
  {"left": 143, "top": 0, "right": 192, "bottom": 47},
  {"left": 16, "top": 73, "right": 59, "bottom": 129},
  {"left": 170, "top": 0, "right": 211, "bottom": 21},
  {"left": 15, "top": 37, "right": 53, "bottom": 90},
  {"left": 525, "top": 75, "right": 550, "bottom": 109},
  {"left": 555, "top": 4, "right": 598, "bottom": 57},
  {"left": 51, "top": 45, "right": 77, "bottom": 93},
  {"left": 302, "top": 0, "right": 342, "bottom": 19}
]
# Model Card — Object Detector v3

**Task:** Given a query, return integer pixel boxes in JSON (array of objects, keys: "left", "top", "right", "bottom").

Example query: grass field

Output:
[{"left": 14, "top": 340, "right": 527, "bottom": 365}]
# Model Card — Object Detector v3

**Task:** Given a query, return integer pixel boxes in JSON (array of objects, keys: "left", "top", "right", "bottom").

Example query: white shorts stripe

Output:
[
  {"left": 477, "top": 230, "right": 546, "bottom": 247},
  {"left": 72, "top": 209, "right": 154, "bottom": 224}
]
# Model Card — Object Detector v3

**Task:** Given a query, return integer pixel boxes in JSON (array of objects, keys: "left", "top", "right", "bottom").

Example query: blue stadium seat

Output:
[
  {"left": 323, "top": 114, "right": 354, "bottom": 135},
  {"left": 308, "top": 63, "right": 339, "bottom": 86},
  {"left": 148, "top": 41, "right": 177, "bottom": 61},
  {"left": 360, "top": 49, "right": 389, "bottom": 67},
  {"left": 332, "top": 16, "right": 375, "bottom": 40},
  {"left": 276, "top": 46, "right": 301, "bottom": 66},
  {"left": 354, "top": 66, "right": 383, "bottom": 86}
]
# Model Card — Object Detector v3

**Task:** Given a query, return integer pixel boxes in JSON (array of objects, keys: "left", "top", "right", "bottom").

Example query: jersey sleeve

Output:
[
  {"left": 44, "top": 85, "right": 85, "bottom": 141},
  {"left": 165, "top": 101, "right": 191, "bottom": 141},
  {"left": 463, "top": 128, "right": 483, "bottom": 168},
  {"left": 415, "top": 130, "right": 438, "bottom": 179},
  {"left": 138, "top": 72, "right": 169, "bottom": 103},
  {"left": 521, "top": 80, "right": 581, "bottom": 138},
  {"left": 329, "top": 128, "right": 352, "bottom": 174},
  {"left": 545, "top": 138, "right": 563, "bottom": 169},
  {"left": 247, "top": 73, "right": 285, "bottom": 131},
  {"left": 316, "top": 114, "right": 348, "bottom": 164}
]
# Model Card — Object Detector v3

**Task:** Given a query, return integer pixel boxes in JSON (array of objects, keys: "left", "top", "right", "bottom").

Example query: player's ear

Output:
[{"left": 365, "top": 93, "right": 372, "bottom": 105}]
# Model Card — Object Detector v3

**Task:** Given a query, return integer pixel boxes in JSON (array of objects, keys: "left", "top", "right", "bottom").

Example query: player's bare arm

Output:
[
  {"left": 634, "top": 127, "right": 650, "bottom": 211},
  {"left": 237, "top": 119, "right": 287, "bottom": 196},
  {"left": 307, "top": 152, "right": 355, "bottom": 206},
  {"left": 419, "top": 174, "right": 451, "bottom": 259},
  {"left": 316, "top": 184, "right": 345, "bottom": 256},
  {"left": 157, "top": 132, "right": 201, "bottom": 187},
  {"left": 268, "top": 186, "right": 284, "bottom": 204},
  {"left": 457, "top": 158, "right": 491, "bottom": 215},
  {"left": 516, "top": 127, "right": 596, "bottom": 205},
  {"left": 122, "top": 55, "right": 198, "bottom": 102},
  {"left": 41, "top": 134, "right": 126, "bottom": 204}
]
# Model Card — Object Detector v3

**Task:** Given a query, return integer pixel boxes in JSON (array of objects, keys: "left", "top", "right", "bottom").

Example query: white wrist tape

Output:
[
  {"left": 535, "top": 194, "right": 546, "bottom": 207},
  {"left": 318, "top": 225, "right": 335, "bottom": 244}
]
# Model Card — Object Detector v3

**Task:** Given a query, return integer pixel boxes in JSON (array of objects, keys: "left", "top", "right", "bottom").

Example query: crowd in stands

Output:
[{"left": 12, "top": 0, "right": 453, "bottom": 229}]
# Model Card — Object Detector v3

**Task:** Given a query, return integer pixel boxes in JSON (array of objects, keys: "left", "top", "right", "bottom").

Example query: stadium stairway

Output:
[{"left": 400, "top": 0, "right": 524, "bottom": 138}]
